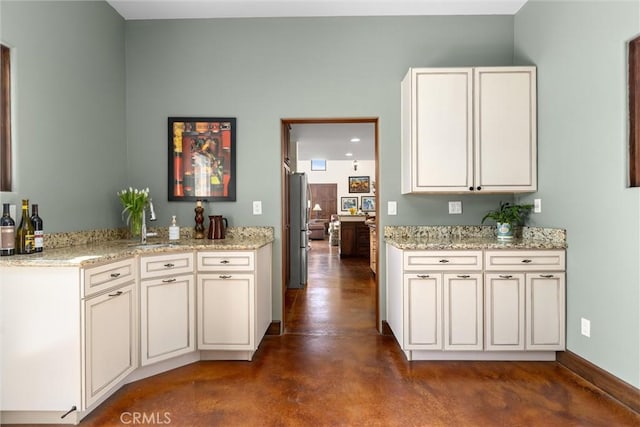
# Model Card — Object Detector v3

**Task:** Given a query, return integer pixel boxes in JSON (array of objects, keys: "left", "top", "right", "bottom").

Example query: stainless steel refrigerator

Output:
[{"left": 289, "top": 172, "right": 309, "bottom": 289}]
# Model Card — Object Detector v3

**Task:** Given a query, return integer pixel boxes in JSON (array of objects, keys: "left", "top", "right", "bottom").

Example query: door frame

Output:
[{"left": 280, "top": 117, "right": 380, "bottom": 333}]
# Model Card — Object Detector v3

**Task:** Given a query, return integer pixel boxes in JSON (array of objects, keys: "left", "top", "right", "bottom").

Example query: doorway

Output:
[{"left": 280, "top": 117, "right": 380, "bottom": 333}]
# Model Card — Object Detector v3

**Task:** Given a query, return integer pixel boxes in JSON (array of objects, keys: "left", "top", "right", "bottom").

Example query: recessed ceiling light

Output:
[
  {"left": 350, "top": 137, "right": 360, "bottom": 142},
  {"left": 345, "top": 152, "right": 353, "bottom": 157}
]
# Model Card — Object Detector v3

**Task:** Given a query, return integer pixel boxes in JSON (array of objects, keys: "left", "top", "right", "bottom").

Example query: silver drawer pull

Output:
[
  {"left": 540, "top": 274, "right": 554, "bottom": 278},
  {"left": 457, "top": 274, "right": 470, "bottom": 279},
  {"left": 521, "top": 259, "right": 533, "bottom": 263},
  {"left": 499, "top": 275, "right": 513, "bottom": 279},
  {"left": 110, "top": 273, "right": 121, "bottom": 278},
  {"left": 162, "top": 278, "right": 177, "bottom": 283},
  {"left": 164, "top": 263, "right": 175, "bottom": 268},
  {"left": 417, "top": 274, "right": 430, "bottom": 279},
  {"left": 219, "top": 275, "right": 232, "bottom": 279},
  {"left": 220, "top": 260, "right": 230, "bottom": 264},
  {"left": 108, "top": 291, "right": 123, "bottom": 297},
  {"left": 439, "top": 259, "right": 450, "bottom": 263}
]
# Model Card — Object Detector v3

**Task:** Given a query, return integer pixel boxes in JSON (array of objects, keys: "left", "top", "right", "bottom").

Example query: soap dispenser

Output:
[{"left": 169, "top": 215, "right": 180, "bottom": 240}]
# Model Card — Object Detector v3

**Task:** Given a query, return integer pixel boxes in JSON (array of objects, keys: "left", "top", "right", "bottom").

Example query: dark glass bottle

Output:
[
  {"left": 31, "top": 203, "right": 43, "bottom": 253},
  {"left": 1, "top": 203, "right": 16, "bottom": 256},
  {"left": 15, "top": 199, "right": 34, "bottom": 254}
]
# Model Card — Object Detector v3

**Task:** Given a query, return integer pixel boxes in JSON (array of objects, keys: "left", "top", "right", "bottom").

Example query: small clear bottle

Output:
[{"left": 169, "top": 215, "right": 180, "bottom": 240}]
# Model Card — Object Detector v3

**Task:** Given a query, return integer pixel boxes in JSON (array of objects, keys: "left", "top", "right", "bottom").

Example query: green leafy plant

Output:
[
  {"left": 482, "top": 201, "right": 533, "bottom": 226},
  {"left": 117, "top": 187, "right": 150, "bottom": 236}
]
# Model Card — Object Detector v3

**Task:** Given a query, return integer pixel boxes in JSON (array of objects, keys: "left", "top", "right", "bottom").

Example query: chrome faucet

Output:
[{"left": 141, "top": 199, "right": 158, "bottom": 244}]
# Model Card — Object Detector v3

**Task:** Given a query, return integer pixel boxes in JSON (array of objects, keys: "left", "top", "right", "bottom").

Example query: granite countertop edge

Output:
[
  {"left": 384, "top": 225, "right": 567, "bottom": 251},
  {"left": 0, "top": 236, "right": 275, "bottom": 268}
]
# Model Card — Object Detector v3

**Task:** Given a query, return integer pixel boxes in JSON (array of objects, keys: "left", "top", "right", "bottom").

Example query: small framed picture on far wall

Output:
[{"left": 361, "top": 196, "right": 375, "bottom": 212}]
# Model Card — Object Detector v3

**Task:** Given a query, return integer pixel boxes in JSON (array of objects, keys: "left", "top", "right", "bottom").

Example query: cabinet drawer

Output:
[
  {"left": 485, "top": 250, "right": 565, "bottom": 271},
  {"left": 140, "top": 252, "right": 194, "bottom": 279},
  {"left": 197, "top": 251, "right": 255, "bottom": 272},
  {"left": 403, "top": 251, "right": 482, "bottom": 271},
  {"left": 83, "top": 258, "right": 135, "bottom": 297}
]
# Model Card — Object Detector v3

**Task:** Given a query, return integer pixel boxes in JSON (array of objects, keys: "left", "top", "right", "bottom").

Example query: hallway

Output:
[{"left": 73, "top": 240, "right": 638, "bottom": 426}]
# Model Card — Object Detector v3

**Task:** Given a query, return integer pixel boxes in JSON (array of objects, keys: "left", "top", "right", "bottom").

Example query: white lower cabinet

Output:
[
  {"left": 404, "top": 273, "right": 442, "bottom": 349},
  {"left": 139, "top": 252, "right": 196, "bottom": 366},
  {"left": 83, "top": 282, "right": 137, "bottom": 408},
  {"left": 484, "top": 273, "right": 526, "bottom": 350},
  {"left": 443, "top": 273, "right": 483, "bottom": 350},
  {"left": 196, "top": 244, "right": 273, "bottom": 360},
  {"left": 526, "top": 272, "right": 566, "bottom": 350},
  {"left": 198, "top": 273, "right": 254, "bottom": 349},
  {"left": 387, "top": 245, "right": 566, "bottom": 361}
]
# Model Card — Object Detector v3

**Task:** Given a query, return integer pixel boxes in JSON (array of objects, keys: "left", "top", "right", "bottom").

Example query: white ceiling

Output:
[
  {"left": 106, "top": 0, "right": 528, "bottom": 20},
  {"left": 292, "top": 123, "right": 375, "bottom": 161}
]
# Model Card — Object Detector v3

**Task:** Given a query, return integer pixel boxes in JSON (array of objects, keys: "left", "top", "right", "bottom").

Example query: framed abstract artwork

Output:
[{"left": 168, "top": 117, "right": 236, "bottom": 201}]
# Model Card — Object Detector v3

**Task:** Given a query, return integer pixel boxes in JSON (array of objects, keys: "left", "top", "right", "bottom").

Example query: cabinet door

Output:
[
  {"left": 474, "top": 67, "right": 537, "bottom": 192},
  {"left": 197, "top": 273, "right": 255, "bottom": 350},
  {"left": 84, "top": 283, "right": 136, "bottom": 408},
  {"left": 140, "top": 274, "right": 195, "bottom": 366},
  {"left": 485, "top": 273, "right": 525, "bottom": 351},
  {"left": 402, "top": 68, "right": 473, "bottom": 193},
  {"left": 404, "top": 273, "right": 442, "bottom": 349},
  {"left": 443, "top": 273, "right": 483, "bottom": 350},
  {"left": 526, "top": 272, "right": 565, "bottom": 350}
]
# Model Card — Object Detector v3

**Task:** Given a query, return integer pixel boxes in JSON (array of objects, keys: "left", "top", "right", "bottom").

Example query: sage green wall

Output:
[
  {"left": 515, "top": 0, "right": 640, "bottom": 388},
  {"left": 124, "top": 16, "right": 515, "bottom": 321},
  {"left": 0, "top": 1, "right": 126, "bottom": 230}
]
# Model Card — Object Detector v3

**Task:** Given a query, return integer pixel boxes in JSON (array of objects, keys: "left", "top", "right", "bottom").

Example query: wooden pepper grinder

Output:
[{"left": 194, "top": 200, "right": 205, "bottom": 239}]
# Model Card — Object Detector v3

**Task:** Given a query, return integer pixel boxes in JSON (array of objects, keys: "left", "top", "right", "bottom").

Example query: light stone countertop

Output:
[
  {"left": 0, "top": 227, "right": 274, "bottom": 268},
  {"left": 384, "top": 225, "right": 566, "bottom": 251}
]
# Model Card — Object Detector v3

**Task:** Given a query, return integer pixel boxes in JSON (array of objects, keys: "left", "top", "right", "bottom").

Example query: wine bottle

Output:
[
  {"left": 31, "top": 203, "right": 43, "bottom": 253},
  {"left": 15, "top": 199, "right": 35, "bottom": 255},
  {"left": 0, "top": 203, "right": 15, "bottom": 256}
]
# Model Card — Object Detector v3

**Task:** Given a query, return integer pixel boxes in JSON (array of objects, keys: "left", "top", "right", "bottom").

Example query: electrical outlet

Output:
[
  {"left": 448, "top": 201, "right": 462, "bottom": 214},
  {"left": 534, "top": 198, "right": 542, "bottom": 213},
  {"left": 581, "top": 317, "right": 591, "bottom": 338},
  {"left": 252, "top": 201, "right": 262, "bottom": 215},
  {"left": 388, "top": 201, "right": 397, "bottom": 216}
]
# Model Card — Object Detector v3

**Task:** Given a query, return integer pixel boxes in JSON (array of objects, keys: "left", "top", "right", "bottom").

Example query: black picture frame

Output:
[
  {"left": 341, "top": 197, "right": 358, "bottom": 211},
  {"left": 348, "top": 176, "right": 370, "bottom": 193},
  {"left": 361, "top": 196, "right": 375, "bottom": 212},
  {"left": 168, "top": 117, "right": 236, "bottom": 201}
]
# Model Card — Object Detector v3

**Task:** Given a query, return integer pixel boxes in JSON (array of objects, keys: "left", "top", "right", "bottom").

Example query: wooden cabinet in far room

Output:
[{"left": 339, "top": 216, "right": 370, "bottom": 258}]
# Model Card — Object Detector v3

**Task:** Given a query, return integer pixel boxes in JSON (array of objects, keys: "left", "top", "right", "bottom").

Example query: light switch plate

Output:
[
  {"left": 252, "top": 201, "right": 262, "bottom": 215},
  {"left": 388, "top": 201, "right": 397, "bottom": 216},
  {"left": 9, "top": 204, "right": 16, "bottom": 220},
  {"left": 534, "top": 198, "right": 542, "bottom": 213},
  {"left": 448, "top": 201, "right": 462, "bottom": 214}
]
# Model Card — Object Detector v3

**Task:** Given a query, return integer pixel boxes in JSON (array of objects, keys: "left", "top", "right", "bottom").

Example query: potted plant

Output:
[{"left": 482, "top": 201, "right": 533, "bottom": 240}]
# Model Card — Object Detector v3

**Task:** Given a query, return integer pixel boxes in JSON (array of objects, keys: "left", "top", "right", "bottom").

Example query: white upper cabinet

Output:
[{"left": 401, "top": 66, "right": 537, "bottom": 194}]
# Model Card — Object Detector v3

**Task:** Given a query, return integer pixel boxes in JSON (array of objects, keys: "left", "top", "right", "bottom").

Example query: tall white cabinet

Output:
[{"left": 401, "top": 66, "right": 537, "bottom": 193}]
